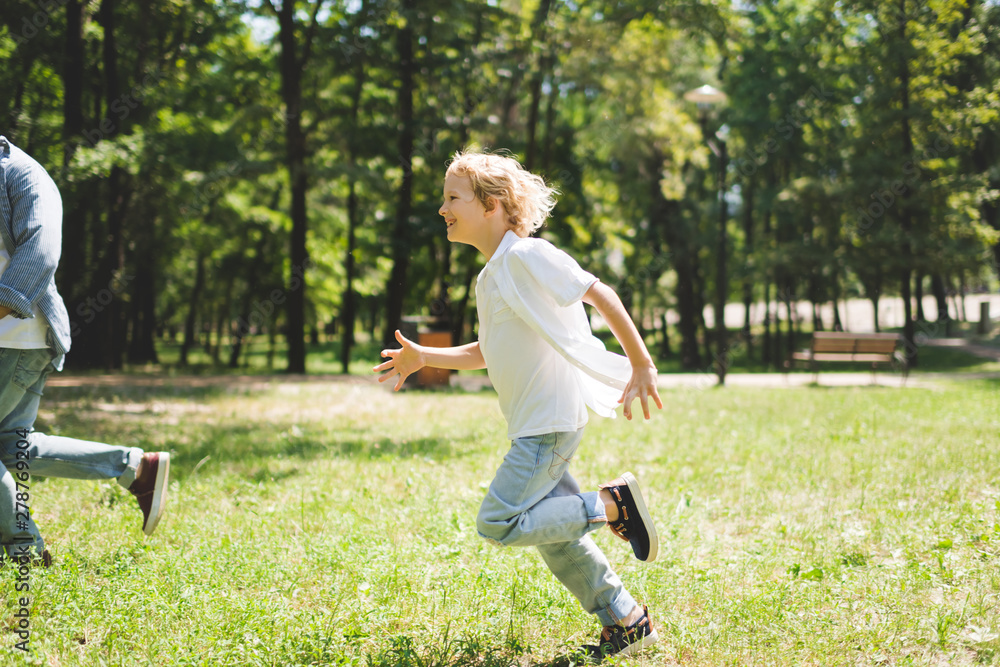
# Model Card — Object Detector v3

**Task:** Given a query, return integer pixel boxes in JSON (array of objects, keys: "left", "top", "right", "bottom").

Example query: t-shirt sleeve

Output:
[{"left": 509, "top": 240, "right": 599, "bottom": 308}]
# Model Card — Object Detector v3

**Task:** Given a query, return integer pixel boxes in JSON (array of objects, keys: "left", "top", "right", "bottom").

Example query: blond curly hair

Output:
[{"left": 445, "top": 150, "right": 558, "bottom": 238}]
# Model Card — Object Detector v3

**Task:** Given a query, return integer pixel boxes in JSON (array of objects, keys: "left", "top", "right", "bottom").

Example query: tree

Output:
[{"left": 262, "top": 0, "right": 327, "bottom": 373}]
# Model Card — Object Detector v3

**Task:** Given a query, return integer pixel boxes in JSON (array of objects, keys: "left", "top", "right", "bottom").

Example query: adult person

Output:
[{"left": 0, "top": 135, "right": 169, "bottom": 566}]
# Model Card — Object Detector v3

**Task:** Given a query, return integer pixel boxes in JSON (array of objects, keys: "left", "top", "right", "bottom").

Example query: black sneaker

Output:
[
  {"left": 599, "top": 472, "right": 658, "bottom": 562},
  {"left": 583, "top": 605, "right": 659, "bottom": 662}
]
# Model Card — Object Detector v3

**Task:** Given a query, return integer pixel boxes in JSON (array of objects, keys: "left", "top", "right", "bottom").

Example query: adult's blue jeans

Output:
[
  {"left": 476, "top": 429, "right": 638, "bottom": 627},
  {"left": 0, "top": 348, "right": 143, "bottom": 558}
]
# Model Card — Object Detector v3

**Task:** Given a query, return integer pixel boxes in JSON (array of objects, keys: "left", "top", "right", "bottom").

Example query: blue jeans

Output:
[
  {"left": 0, "top": 348, "right": 143, "bottom": 558},
  {"left": 476, "top": 429, "right": 639, "bottom": 627}
]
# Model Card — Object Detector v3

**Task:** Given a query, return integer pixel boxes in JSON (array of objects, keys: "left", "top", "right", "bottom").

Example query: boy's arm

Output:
[
  {"left": 373, "top": 329, "right": 486, "bottom": 391},
  {"left": 582, "top": 281, "right": 664, "bottom": 420}
]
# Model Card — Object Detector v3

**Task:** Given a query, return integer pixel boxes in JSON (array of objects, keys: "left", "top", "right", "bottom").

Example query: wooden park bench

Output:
[{"left": 787, "top": 332, "right": 907, "bottom": 383}]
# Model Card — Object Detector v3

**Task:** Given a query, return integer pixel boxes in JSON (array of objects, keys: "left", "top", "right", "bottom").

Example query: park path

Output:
[
  {"left": 42, "top": 337, "right": 998, "bottom": 392},
  {"left": 43, "top": 369, "right": 998, "bottom": 392},
  {"left": 921, "top": 336, "right": 1000, "bottom": 360},
  {"left": 647, "top": 336, "right": 999, "bottom": 389}
]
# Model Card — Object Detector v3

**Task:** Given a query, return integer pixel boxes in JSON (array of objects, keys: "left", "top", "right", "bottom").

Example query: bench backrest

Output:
[{"left": 811, "top": 332, "right": 900, "bottom": 355}]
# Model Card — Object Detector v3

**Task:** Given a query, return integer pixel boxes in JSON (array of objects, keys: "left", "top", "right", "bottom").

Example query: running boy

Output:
[{"left": 373, "top": 151, "right": 663, "bottom": 659}]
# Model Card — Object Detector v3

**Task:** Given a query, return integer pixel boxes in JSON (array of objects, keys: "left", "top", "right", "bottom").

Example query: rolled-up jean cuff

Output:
[
  {"left": 115, "top": 447, "right": 145, "bottom": 489},
  {"left": 581, "top": 490, "right": 607, "bottom": 524},
  {"left": 597, "top": 588, "right": 640, "bottom": 628}
]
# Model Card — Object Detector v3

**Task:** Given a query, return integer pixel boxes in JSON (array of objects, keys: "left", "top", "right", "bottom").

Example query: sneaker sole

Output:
[
  {"left": 143, "top": 453, "right": 170, "bottom": 536},
  {"left": 622, "top": 472, "right": 658, "bottom": 562},
  {"left": 615, "top": 628, "right": 659, "bottom": 657}
]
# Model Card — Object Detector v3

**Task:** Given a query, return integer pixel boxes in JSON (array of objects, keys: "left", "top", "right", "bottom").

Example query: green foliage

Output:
[{"left": 1, "top": 0, "right": 997, "bottom": 370}]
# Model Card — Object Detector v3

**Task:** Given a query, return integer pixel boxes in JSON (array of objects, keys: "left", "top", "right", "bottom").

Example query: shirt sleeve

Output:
[
  {"left": 508, "top": 239, "right": 598, "bottom": 308},
  {"left": 0, "top": 150, "right": 63, "bottom": 319}
]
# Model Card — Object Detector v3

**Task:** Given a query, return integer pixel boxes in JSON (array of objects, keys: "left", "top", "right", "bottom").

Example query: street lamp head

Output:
[{"left": 684, "top": 84, "right": 727, "bottom": 109}]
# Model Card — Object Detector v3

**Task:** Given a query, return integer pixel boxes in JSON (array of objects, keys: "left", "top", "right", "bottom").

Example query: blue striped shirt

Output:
[{"left": 0, "top": 136, "right": 72, "bottom": 369}]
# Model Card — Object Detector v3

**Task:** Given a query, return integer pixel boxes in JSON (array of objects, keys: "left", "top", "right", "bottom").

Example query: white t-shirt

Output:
[
  {"left": 477, "top": 234, "right": 599, "bottom": 439},
  {"left": 0, "top": 242, "right": 49, "bottom": 349}
]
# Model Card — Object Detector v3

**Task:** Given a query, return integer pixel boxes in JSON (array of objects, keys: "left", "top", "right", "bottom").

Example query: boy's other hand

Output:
[
  {"left": 373, "top": 330, "right": 426, "bottom": 391},
  {"left": 618, "top": 364, "right": 663, "bottom": 421}
]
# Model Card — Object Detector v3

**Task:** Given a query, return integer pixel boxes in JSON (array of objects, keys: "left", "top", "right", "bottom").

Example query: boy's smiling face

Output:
[
  {"left": 439, "top": 172, "right": 488, "bottom": 247},
  {"left": 439, "top": 170, "right": 510, "bottom": 259}
]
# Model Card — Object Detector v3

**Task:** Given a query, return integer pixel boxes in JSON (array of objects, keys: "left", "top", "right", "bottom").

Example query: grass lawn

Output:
[{"left": 3, "top": 376, "right": 1000, "bottom": 665}]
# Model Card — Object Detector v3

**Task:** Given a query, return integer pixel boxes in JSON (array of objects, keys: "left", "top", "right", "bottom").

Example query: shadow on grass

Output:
[
  {"left": 44, "top": 380, "right": 245, "bottom": 404},
  {"left": 166, "top": 424, "right": 479, "bottom": 481},
  {"left": 356, "top": 634, "right": 603, "bottom": 667}
]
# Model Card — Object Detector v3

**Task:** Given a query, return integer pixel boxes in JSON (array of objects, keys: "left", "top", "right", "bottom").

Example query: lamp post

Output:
[{"left": 684, "top": 84, "right": 730, "bottom": 386}]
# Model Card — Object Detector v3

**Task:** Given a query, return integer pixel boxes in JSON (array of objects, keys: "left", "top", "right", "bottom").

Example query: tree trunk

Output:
[
  {"left": 74, "top": 0, "right": 127, "bottom": 370},
  {"left": 524, "top": 0, "right": 554, "bottom": 171},
  {"left": 958, "top": 271, "right": 968, "bottom": 321},
  {"left": 694, "top": 262, "right": 711, "bottom": 367},
  {"left": 673, "top": 253, "right": 700, "bottom": 370},
  {"left": 659, "top": 312, "right": 671, "bottom": 359},
  {"left": 541, "top": 48, "right": 559, "bottom": 172},
  {"left": 871, "top": 292, "right": 881, "bottom": 333},
  {"left": 713, "top": 140, "right": 728, "bottom": 384},
  {"left": 60, "top": 0, "right": 86, "bottom": 301},
  {"left": 180, "top": 252, "right": 206, "bottom": 366},
  {"left": 914, "top": 272, "right": 925, "bottom": 321},
  {"left": 127, "top": 260, "right": 158, "bottom": 364},
  {"left": 762, "top": 279, "right": 772, "bottom": 367},
  {"left": 896, "top": 0, "right": 917, "bottom": 368},
  {"left": 832, "top": 272, "right": 844, "bottom": 332},
  {"left": 741, "top": 178, "right": 755, "bottom": 361},
  {"left": 340, "top": 44, "right": 366, "bottom": 374},
  {"left": 931, "top": 274, "right": 950, "bottom": 321},
  {"left": 271, "top": 0, "right": 325, "bottom": 373},
  {"left": 215, "top": 276, "right": 234, "bottom": 365},
  {"left": 229, "top": 235, "right": 267, "bottom": 368},
  {"left": 268, "top": 327, "right": 277, "bottom": 369},
  {"left": 782, "top": 278, "right": 795, "bottom": 365},
  {"left": 383, "top": 0, "right": 417, "bottom": 348},
  {"left": 772, "top": 277, "right": 783, "bottom": 367},
  {"left": 341, "top": 178, "right": 359, "bottom": 374},
  {"left": 8, "top": 62, "right": 30, "bottom": 140}
]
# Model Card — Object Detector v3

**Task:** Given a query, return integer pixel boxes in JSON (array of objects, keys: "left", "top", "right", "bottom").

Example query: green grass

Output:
[{"left": 4, "top": 378, "right": 1000, "bottom": 665}]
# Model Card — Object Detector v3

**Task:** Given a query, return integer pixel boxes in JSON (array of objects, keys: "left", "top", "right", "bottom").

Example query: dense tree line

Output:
[{"left": 2, "top": 0, "right": 997, "bottom": 374}]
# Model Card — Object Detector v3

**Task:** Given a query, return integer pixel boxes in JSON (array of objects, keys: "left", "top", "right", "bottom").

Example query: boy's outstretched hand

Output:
[
  {"left": 618, "top": 363, "right": 663, "bottom": 421},
  {"left": 373, "top": 330, "right": 425, "bottom": 391}
]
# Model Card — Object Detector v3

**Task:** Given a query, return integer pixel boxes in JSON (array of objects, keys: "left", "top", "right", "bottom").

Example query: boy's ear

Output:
[{"left": 484, "top": 196, "right": 500, "bottom": 217}]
